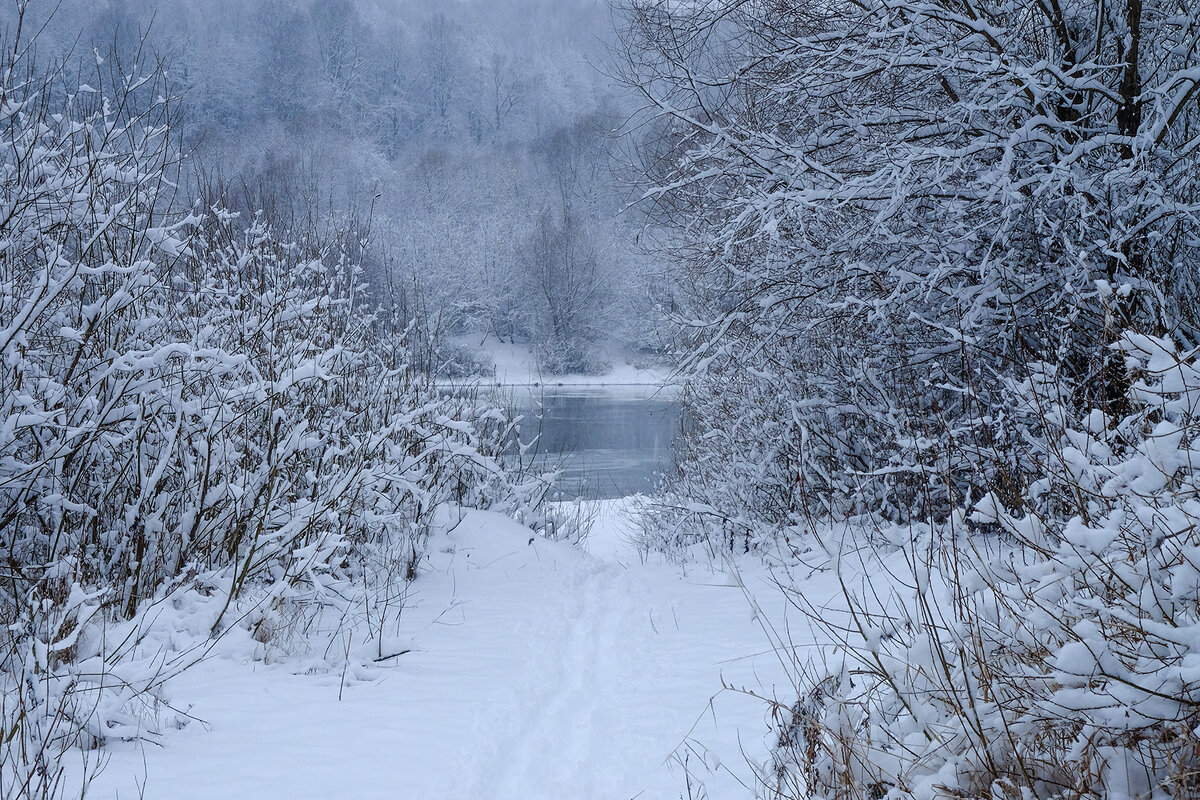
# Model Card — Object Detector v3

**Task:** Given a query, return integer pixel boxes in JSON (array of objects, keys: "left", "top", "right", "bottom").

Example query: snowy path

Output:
[{"left": 80, "top": 504, "right": 811, "bottom": 800}]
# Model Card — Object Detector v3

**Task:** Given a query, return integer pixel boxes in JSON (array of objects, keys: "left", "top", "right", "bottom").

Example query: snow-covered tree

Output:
[
  {"left": 618, "top": 4, "right": 1200, "bottom": 797},
  {"left": 617, "top": 0, "right": 1200, "bottom": 525},
  {"left": 0, "top": 24, "right": 530, "bottom": 795}
]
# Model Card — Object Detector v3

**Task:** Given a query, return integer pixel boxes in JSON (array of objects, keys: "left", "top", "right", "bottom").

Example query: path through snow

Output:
[{"left": 80, "top": 502, "right": 820, "bottom": 800}]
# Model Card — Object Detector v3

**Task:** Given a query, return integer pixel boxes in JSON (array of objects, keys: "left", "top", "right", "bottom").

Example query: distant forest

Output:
[{"left": 11, "top": 0, "right": 666, "bottom": 374}]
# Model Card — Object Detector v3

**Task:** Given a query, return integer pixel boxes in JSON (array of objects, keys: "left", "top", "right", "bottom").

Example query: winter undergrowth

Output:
[{"left": 0, "top": 25, "right": 538, "bottom": 799}]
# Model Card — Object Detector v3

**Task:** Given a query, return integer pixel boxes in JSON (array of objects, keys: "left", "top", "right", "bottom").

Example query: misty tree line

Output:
[{"left": 19, "top": 0, "right": 666, "bottom": 374}]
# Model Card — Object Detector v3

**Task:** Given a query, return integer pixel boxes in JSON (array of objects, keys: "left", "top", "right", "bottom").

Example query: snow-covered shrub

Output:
[
  {"left": 649, "top": 342, "right": 914, "bottom": 553},
  {"left": 533, "top": 335, "right": 612, "bottom": 376},
  {"left": 541, "top": 497, "right": 598, "bottom": 547},
  {"left": 776, "top": 332, "right": 1200, "bottom": 800},
  {"left": 431, "top": 340, "right": 497, "bottom": 379},
  {"left": 0, "top": 26, "right": 530, "bottom": 796},
  {"left": 617, "top": 0, "right": 1200, "bottom": 532}
]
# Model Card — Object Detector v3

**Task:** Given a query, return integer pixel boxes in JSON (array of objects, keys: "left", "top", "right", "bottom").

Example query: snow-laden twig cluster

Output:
[
  {"left": 775, "top": 333, "right": 1200, "bottom": 800},
  {"left": 617, "top": 0, "right": 1200, "bottom": 530}
]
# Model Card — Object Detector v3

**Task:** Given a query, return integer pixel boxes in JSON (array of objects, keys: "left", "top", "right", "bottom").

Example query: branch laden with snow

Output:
[
  {"left": 0, "top": 26, "right": 531, "bottom": 798},
  {"left": 617, "top": 0, "right": 1200, "bottom": 528},
  {"left": 779, "top": 332, "right": 1200, "bottom": 800}
]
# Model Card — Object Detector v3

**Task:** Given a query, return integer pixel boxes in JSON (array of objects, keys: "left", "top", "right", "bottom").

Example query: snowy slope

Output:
[{"left": 76, "top": 504, "right": 825, "bottom": 800}]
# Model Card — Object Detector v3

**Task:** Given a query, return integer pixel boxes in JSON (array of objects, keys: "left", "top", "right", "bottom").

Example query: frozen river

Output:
[{"left": 505, "top": 385, "right": 680, "bottom": 499}]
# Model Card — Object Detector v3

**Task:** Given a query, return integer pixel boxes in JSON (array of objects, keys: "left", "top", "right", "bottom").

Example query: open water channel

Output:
[{"left": 501, "top": 385, "right": 681, "bottom": 499}]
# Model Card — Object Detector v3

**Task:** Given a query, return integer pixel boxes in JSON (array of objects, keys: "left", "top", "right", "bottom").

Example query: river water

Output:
[{"left": 503, "top": 386, "right": 680, "bottom": 499}]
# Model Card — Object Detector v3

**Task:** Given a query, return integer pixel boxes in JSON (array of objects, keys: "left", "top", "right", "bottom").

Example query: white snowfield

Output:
[{"left": 81, "top": 502, "right": 818, "bottom": 800}]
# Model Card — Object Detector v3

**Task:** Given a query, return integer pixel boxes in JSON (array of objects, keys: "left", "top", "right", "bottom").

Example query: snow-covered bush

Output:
[
  {"left": 616, "top": 1, "right": 1200, "bottom": 789},
  {"left": 776, "top": 332, "right": 1200, "bottom": 800},
  {"left": 617, "top": 0, "right": 1200, "bottom": 529},
  {"left": 533, "top": 335, "right": 612, "bottom": 376},
  {"left": 0, "top": 25, "right": 529, "bottom": 797}
]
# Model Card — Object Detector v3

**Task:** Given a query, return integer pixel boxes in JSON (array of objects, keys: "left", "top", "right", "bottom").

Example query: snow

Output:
[
  {"left": 451, "top": 335, "right": 672, "bottom": 388},
  {"left": 73, "top": 501, "right": 824, "bottom": 800}
]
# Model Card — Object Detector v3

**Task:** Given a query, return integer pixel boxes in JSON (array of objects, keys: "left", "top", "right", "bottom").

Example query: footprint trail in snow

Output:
[{"left": 80, "top": 502, "right": 807, "bottom": 800}]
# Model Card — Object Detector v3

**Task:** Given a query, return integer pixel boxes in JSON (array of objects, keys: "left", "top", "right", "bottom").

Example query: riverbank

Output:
[{"left": 448, "top": 335, "right": 674, "bottom": 389}]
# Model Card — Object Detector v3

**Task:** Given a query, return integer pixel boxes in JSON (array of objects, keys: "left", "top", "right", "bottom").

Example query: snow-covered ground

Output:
[
  {"left": 76, "top": 501, "right": 831, "bottom": 800},
  {"left": 450, "top": 335, "right": 672, "bottom": 387}
]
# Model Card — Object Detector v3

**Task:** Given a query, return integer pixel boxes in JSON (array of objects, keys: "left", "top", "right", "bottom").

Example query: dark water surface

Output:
[{"left": 505, "top": 386, "right": 680, "bottom": 499}]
